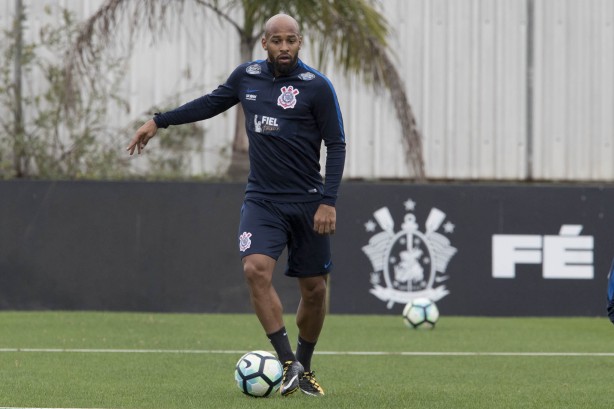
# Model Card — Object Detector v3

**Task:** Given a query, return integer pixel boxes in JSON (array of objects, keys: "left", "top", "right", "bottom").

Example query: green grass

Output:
[{"left": 0, "top": 312, "right": 612, "bottom": 409}]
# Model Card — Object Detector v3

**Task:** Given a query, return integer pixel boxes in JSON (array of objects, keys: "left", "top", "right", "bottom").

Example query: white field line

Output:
[{"left": 0, "top": 348, "right": 612, "bottom": 357}]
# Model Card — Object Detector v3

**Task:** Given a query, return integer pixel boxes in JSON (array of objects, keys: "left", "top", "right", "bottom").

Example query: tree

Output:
[
  {"left": 3, "top": 0, "right": 26, "bottom": 177},
  {"left": 67, "top": 0, "right": 425, "bottom": 180},
  {"left": 0, "top": 3, "right": 131, "bottom": 179}
]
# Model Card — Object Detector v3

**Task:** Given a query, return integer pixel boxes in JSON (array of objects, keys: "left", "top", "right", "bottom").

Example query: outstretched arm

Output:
[{"left": 127, "top": 119, "right": 158, "bottom": 155}]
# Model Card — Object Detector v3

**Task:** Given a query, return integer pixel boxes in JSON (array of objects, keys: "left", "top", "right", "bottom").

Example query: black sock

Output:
[
  {"left": 296, "top": 335, "right": 316, "bottom": 372},
  {"left": 267, "top": 327, "right": 295, "bottom": 363}
]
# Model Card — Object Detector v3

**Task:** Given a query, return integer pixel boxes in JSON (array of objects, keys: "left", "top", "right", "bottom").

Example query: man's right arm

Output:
[
  {"left": 127, "top": 118, "right": 158, "bottom": 155},
  {"left": 128, "top": 66, "right": 244, "bottom": 155},
  {"left": 153, "top": 84, "right": 240, "bottom": 129},
  {"left": 153, "top": 66, "right": 244, "bottom": 129}
]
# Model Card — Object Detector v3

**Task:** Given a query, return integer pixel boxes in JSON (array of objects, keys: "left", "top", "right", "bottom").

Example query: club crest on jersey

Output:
[
  {"left": 277, "top": 86, "right": 299, "bottom": 109},
  {"left": 239, "top": 231, "right": 252, "bottom": 252}
]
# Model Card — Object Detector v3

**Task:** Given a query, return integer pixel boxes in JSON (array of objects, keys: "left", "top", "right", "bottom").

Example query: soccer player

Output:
[{"left": 127, "top": 14, "right": 346, "bottom": 397}]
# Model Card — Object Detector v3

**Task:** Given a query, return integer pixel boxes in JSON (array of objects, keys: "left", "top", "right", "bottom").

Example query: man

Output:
[{"left": 127, "top": 14, "right": 346, "bottom": 397}]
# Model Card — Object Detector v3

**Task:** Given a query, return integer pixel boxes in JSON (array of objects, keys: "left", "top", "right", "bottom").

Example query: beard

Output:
[{"left": 273, "top": 53, "right": 298, "bottom": 75}]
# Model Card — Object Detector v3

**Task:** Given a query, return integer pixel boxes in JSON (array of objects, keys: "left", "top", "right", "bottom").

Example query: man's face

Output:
[{"left": 262, "top": 27, "right": 302, "bottom": 76}]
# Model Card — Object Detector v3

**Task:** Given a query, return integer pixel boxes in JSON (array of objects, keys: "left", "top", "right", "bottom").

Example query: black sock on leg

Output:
[
  {"left": 296, "top": 335, "right": 316, "bottom": 372},
  {"left": 267, "top": 327, "right": 295, "bottom": 363}
]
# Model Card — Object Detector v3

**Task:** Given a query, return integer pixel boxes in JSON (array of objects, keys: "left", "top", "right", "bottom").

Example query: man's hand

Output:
[
  {"left": 127, "top": 119, "right": 158, "bottom": 155},
  {"left": 313, "top": 204, "right": 336, "bottom": 235}
]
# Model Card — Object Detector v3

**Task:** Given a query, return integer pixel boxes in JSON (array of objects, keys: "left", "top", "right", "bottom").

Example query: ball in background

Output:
[
  {"left": 234, "top": 350, "right": 283, "bottom": 397},
  {"left": 403, "top": 297, "right": 439, "bottom": 329}
]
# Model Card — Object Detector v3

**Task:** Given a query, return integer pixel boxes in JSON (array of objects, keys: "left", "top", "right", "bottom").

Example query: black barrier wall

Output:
[{"left": 0, "top": 181, "right": 611, "bottom": 317}]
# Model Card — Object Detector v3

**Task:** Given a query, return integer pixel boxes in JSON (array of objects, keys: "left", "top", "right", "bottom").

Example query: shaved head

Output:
[{"left": 264, "top": 14, "right": 300, "bottom": 38}]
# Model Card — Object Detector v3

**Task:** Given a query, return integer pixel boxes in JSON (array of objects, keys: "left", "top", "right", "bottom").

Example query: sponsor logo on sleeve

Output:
[
  {"left": 246, "top": 64, "right": 261, "bottom": 75},
  {"left": 298, "top": 72, "right": 315, "bottom": 81}
]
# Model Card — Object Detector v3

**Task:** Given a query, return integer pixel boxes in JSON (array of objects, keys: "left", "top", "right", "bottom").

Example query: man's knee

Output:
[
  {"left": 242, "top": 255, "right": 274, "bottom": 286},
  {"left": 300, "top": 276, "right": 327, "bottom": 304}
]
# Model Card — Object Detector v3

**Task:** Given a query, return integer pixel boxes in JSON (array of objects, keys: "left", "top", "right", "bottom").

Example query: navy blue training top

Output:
[{"left": 153, "top": 59, "right": 346, "bottom": 207}]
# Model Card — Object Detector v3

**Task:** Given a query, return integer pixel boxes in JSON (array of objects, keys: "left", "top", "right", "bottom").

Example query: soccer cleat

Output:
[
  {"left": 299, "top": 371, "right": 324, "bottom": 396},
  {"left": 280, "top": 360, "right": 304, "bottom": 396}
]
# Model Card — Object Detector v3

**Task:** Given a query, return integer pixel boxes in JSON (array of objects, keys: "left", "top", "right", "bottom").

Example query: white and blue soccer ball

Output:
[
  {"left": 403, "top": 297, "right": 440, "bottom": 329},
  {"left": 234, "top": 350, "right": 283, "bottom": 397}
]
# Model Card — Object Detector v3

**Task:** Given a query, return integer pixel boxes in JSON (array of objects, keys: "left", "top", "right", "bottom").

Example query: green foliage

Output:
[
  {"left": 0, "top": 5, "right": 130, "bottom": 179},
  {"left": 0, "top": 5, "right": 215, "bottom": 180},
  {"left": 0, "top": 312, "right": 611, "bottom": 409}
]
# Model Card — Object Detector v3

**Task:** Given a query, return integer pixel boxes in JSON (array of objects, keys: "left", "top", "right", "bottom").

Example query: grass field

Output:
[{"left": 0, "top": 311, "right": 612, "bottom": 409}]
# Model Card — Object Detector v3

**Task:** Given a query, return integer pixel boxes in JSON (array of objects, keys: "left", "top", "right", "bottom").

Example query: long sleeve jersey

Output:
[{"left": 153, "top": 59, "right": 346, "bottom": 206}]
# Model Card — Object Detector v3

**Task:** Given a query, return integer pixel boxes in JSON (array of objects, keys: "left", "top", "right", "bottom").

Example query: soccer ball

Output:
[
  {"left": 234, "top": 350, "right": 283, "bottom": 397},
  {"left": 402, "top": 297, "right": 439, "bottom": 329}
]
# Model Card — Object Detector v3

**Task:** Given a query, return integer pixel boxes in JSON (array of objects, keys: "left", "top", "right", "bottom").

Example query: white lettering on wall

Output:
[{"left": 492, "top": 225, "right": 593, "bottom": 279}]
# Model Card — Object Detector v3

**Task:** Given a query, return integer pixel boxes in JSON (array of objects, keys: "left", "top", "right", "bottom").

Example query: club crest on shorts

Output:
[
  {"left": 277, "top": 86, "right": 299, "bottom": 109},
  {"left": 239, "top": 232, "right": 252, "bottom": 252},
  {"left": 362, "top": 200, "right": 457, "bottom": 309}
]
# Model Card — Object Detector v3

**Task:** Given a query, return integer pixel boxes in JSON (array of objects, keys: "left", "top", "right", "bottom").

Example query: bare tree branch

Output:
[{"left": 193, "top": 0, "right": 243, "bottom": 36}]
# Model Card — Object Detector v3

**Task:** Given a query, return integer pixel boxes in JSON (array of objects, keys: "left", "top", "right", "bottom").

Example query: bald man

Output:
[{"left": 129, "top": 14, "right": 346, "bottom": 397}]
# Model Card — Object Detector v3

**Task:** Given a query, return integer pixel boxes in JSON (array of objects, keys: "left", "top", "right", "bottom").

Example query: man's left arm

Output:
[{"left": 312, "top": 81, "right": 346, "bottom": 235}]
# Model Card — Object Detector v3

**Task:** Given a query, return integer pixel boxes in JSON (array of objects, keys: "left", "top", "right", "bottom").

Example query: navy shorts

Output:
[{"left": 238, "top": 198, "right": 332, "bottom": 277}]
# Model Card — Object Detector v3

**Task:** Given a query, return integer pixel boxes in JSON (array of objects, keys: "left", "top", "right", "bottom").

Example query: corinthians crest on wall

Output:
[{"left": 362, "top": 199, "right": 457, "bottom": 309}]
